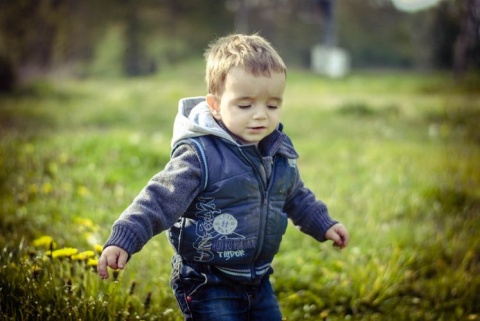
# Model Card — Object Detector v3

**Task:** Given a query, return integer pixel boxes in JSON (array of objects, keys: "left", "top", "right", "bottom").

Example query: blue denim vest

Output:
[{"left": 168, "top": 134, "right": 298, "bottom": 281}]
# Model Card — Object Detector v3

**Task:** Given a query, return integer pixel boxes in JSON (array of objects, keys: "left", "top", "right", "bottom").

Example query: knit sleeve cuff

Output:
[
  {"left": 103, "top": 225, "right": 144, "bottom": 258},
  {"left": 300, "top": 205, "right": 338, "bottom": 242}
]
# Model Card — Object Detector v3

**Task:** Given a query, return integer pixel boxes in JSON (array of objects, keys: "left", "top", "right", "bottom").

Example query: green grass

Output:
[{"left": 1, "top": 64, "right": 479, "bottom": 320}]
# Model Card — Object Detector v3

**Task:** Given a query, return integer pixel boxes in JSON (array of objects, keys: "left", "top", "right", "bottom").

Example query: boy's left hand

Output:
[{"left": 325, "top": 223, "right": 349, "bottom": 249}]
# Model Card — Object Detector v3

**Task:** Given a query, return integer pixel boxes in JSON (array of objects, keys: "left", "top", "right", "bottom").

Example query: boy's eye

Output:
[
  {"left": 238, "top": 105, "right": 251, "bottom": 109},
  {"left": 268, "top": 105, "right": 278, "bottom": 109}
]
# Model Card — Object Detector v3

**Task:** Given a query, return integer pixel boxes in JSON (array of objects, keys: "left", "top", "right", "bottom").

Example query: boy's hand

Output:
[
  {"left": 97, "top": 246, "right": 129, "bottom": 279},
  {"left": 325, "top": 223, "right": 349, "bottom": 249}
]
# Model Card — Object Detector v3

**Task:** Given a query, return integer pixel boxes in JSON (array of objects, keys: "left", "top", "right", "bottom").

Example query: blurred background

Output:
[
  {"left": 0, "top": 0, "right": 479, "bottom": 88},
  {"left": 1, "top": 1, "right": 480, "bottom": 320}
]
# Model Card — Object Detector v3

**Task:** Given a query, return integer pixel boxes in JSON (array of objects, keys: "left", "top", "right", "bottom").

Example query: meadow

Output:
[{"left": 1, "top": 62, "right": 479, "bottom": 320}]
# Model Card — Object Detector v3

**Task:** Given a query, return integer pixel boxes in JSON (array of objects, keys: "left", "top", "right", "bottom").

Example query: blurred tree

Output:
[
  {"left": 0, "top": 0, "right": 114, "bottom": 85},
  {"left": 453, "top": 0, "right": 480, "bottom": 75},
  {"left": 431, "top": 0, "right": 480, "bottom": 74},
  {"left": 315, "top": 0, "right": 336, "bottom": 47},
  {"left": 121, "top": 0, "right": 156, "bottom": 76},
  {"left": 0, "top": 0, "right": 58, "bottom": 87},
  {"left": 0, "top": 0, "right": 476, "bottom": 85},
  {"left": 430, "top": 0, "right": 461, "bottom": 69},
  {"left": 225, "top": 0, "right": 435, "bottom": 69},
  {"left": 226, "top": 0, "right": 249, "bottom": 33},
  {"left": 335, "top": 0, "right": 431, "bottom": 68},
  {"left": 0, "top": 54, "right": 15, "bottom": 92}
]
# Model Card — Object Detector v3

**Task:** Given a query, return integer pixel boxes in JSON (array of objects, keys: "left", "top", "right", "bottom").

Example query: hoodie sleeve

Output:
[
  {"left": 103, "top": 144, "right": 203, "bottom": 256},
  {"left": 284, "top": 168, "right": 337, "bottom": 242}
]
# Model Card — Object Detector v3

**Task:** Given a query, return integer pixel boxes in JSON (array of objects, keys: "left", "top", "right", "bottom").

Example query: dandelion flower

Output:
[
  {"left": 87, "top": 259, "right": 98, "bottom": 268},
  {"left": 74, "top": 217, "right": 96, "bottom": 229},
  {"left": 93, "top": 244, "right": 103, "bottom": 255},
  {"left": 42, "top": 182, "right": 53, "bottom": 194},
  {"left": 51, "top": 247, "right": 78, "bottom": 259},
  {"left": 32, "top": 236, "right": 56, "bottom": 249},
  {"left": 31, "top": 265, "right": 42, "bottom": 280},
  {"left": 72, "top": 250, "right": 95, "bottom": 261},
  {"left": 77, "top": 186, "right": 90, "bottom": 197}
]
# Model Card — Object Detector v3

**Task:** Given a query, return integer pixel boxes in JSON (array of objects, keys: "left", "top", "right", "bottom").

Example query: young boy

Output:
[{"left": 98, "top": 33, "right": 349, "bottom": 321}]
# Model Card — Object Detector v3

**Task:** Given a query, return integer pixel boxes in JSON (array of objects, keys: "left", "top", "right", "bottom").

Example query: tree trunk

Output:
[{"left": 453, "top": 0, "right": 480, "bottom": 76}]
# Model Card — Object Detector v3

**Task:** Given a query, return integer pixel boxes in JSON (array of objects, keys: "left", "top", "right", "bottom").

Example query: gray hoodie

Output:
[{"left": 171, "top": 96, "right": 233, "bottom": 147}]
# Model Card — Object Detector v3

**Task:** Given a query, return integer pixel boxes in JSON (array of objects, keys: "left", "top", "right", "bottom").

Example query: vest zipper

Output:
[
  {"left": 239, "top": 147, "right": 276, "bottom": 280},
  {"left": 252, "top": 155, "right": 276, "bottom": 264},
  {"left": 237, "top": 148, "right": 267, "bottom": 261}
]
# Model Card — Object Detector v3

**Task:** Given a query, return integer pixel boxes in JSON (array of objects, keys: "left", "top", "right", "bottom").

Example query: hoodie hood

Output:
[{"left": 171, "top": 97, "right": 235, "bottom": 148}]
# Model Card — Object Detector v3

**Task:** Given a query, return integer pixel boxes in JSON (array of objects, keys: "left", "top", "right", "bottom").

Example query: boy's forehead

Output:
[
  {"left": 223, "top": 67, "right": 286, "bottom": 96},
  {"left": 225, "top": 66, "right": 285, "bottom": 81}
]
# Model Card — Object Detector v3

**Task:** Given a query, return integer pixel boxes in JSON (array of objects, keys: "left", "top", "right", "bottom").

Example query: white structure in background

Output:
[
  {"left": 311, "top": 0, "right": 350, "bottom": 78},
  {"left": 391, "top": 0, "right": 441, "bottom": 12},
  {"left": 311, "top": 45, "right": 350, "bottom": 78}
]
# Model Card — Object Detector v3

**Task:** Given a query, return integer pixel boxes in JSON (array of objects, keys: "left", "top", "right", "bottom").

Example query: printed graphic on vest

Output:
[
  {"left": 288, "top": 158, "right": 297, "bottom": 168},
  {"left": 193, "top": 197, "right": 256, "bottom": 262}
]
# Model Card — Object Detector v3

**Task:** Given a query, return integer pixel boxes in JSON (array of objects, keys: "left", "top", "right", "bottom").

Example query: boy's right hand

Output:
[{"left": 97, "top": 246, "right": 129, "bottom": 279}]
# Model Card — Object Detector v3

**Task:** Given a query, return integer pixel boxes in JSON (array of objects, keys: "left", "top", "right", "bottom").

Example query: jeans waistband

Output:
[{"left": 176, "top": 256, "right": 270, "bottom": 286}]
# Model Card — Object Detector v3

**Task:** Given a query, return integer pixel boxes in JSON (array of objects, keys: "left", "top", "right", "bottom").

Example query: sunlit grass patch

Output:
[
  {"left": 0, "top": 68, "right": 479, "bottom": 320},
  {"left": 0, "top": 236, "right": 179, "bottom": 321}
]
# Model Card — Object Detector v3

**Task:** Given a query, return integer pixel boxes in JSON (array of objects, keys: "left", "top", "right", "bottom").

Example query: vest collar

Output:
[{"left": 215, "top": 120, "right": 299, "bottom": 159}]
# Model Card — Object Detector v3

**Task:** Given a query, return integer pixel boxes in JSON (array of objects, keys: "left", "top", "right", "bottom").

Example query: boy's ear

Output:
[{"left": 206, "top": 94, "right": 221, "bottom": 120}]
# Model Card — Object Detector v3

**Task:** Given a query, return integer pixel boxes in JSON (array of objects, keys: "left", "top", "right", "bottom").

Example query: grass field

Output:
[{"left": 1, "top": 62, "right": 479, "bottom": 320}]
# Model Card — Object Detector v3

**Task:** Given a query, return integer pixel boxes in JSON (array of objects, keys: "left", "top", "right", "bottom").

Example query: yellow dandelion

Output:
[
  {"left": 32, "top": 236, "right": 57, "bottom": 249},
  {"left": 287, "top": 293, "right": 299, "bottom": 301},
  {"left": 42, "top": 182, "right": 53, "bottom": 194},
  {"left": 87, "top": 258, "right": 98, "bottom": 267},
  {"left": 77, "top": 186, "right": 90, "bottom": 197},
  {"left": 58, "top": 152, "right": 69, "bottom": 165},
  {"left": 51, "top": 247, "right": 78, "bottom": 259},
  {"left": 47, "top": 162, "right": 58, "bottom": 176},
  {"left": 31, "top": 264, "right": 42, "bottom": 272},
  {"left": 27, "top": 184, "right": 39, "bottom": 196},
  {"left": 72, "top": 250, "right": 95, "bottom": 261},
  {"left": 24, "top": 143, "right": 34, "bottom": 153},
  {"left": 93, "top": 244, "right": 103, "bottom": 254},
  {"left": 74, "top": 217, "right": 95, "bottom": 229},
  {"left": 320, "top": 310, "right": 330, "bottom": 319},
  {"left": 31, "top": 265, "right": 42, "bottom": 280}
]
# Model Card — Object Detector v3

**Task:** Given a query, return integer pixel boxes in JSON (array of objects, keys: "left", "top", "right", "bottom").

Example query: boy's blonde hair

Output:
[{"left": 204, "top": 34, "right": 287, "bottom": 97}]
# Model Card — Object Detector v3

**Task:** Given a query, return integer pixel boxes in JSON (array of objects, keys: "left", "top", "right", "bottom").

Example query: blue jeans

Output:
[{"left": 170, "top": 255, "right": 283, "bottom": 321}]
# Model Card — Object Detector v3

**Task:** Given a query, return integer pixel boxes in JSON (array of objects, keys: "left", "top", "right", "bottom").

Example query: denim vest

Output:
[{"left": 167, "top": 135, "right": 298, "bottom": 280}]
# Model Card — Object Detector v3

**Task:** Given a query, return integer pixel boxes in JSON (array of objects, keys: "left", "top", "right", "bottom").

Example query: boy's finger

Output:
[
  {"left": 331, "top": 232, "right": 348, "bottom": 249},
  {"left": 106, "top": 253, "right": 121, "bottom": 270},
  {"left": 338, "top": 228, "right": 349, "bottom": 247},
  {"left": 330, "top": 233, "right": 343, "bottom": 247},
  {"left": 97, "top": 255, "right": 109, "bottom": 279},
  {"left": 333, "top": 239, "right": 344, "bottom": 249},
  {"left": 117, "top": 251, "right": 128, "bottom": 269}
]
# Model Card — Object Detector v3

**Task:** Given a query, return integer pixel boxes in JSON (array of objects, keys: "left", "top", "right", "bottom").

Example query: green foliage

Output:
[
  {"left": 88, "top": 26, "right": 125, "bottom": 78},
  {"left": 0, "top": 240, "right": 177, "bottom": 320},
  {"left": 1, "top": 66, "right": 479, "bottom": 320},
  {"left": 4, "top": 0, "right": 476, "bottom": 84}
]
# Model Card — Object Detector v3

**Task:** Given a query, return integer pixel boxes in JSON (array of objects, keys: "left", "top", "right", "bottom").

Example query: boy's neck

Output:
[
  {"left": 215, "top": 118, "right": 283, "bottom": 156},
  {"left": 216, "top": 119, "right": 257, "bottom": 146}
]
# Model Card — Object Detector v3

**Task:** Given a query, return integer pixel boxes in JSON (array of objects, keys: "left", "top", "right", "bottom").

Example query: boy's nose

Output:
[{"left": 253, "top": 107, "right": 267, "bottom": 119}]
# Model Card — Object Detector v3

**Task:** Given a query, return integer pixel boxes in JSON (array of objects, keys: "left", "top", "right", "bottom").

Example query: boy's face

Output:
[{"left": 207, "top": 67, "right": 285, "bottom": 145}]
